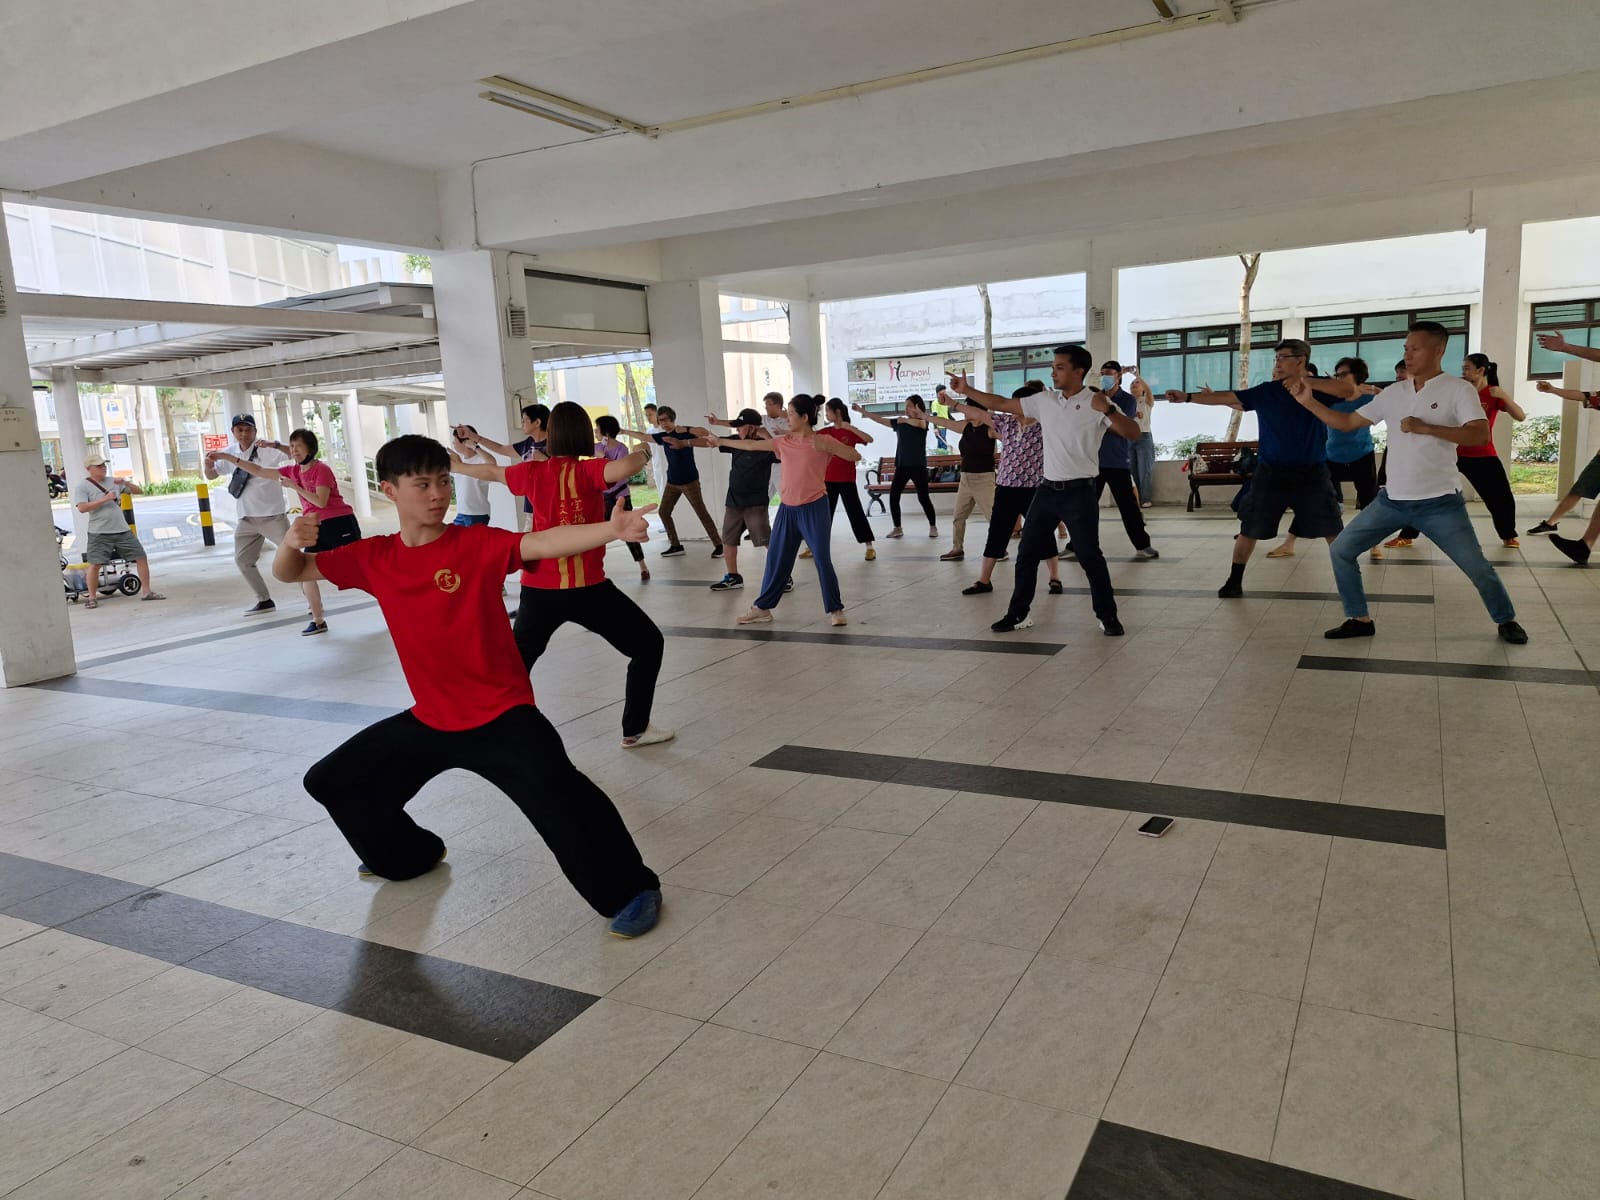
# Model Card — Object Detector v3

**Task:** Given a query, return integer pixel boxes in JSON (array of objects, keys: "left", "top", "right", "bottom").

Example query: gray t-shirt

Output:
[{"left": 74, "top": 479, "right": 130, "bottom": 536}]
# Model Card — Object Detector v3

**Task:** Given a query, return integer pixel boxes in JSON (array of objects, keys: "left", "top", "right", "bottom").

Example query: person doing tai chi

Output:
[
  {"left": 852, "top": 396, "right": 938, "bottom": 539},
  {"left": 1525, "top": 332, "right": 1600, "bottom": 565}
]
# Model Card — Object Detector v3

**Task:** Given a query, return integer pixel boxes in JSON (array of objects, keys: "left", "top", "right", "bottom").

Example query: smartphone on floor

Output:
[{"left": 1137, "top": 816, "right": 1174, "bottom": 838}]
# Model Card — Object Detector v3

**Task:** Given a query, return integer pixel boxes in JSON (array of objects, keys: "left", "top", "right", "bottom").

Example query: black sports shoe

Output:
[
  {"left": 1217, "top": 579, "right": 1243, "bottom": 599},
  {"left": 1099, "top": 618, "right": 1125, "bottom": 636},
  {"left": 709, "top": 573, "right": 743, "bottom": 591},
  {"left": 243, "top": 599, "right": 276, "bottom": 616},
  {"left": 660, "top": 544, "right": 686, "bottom": 557},
  {"left": 1549, "top": 534, "right": 1591, "bottom": 566},
  {"left": 1325, "top": 618, "right": 1376, "bottom": 639},
  {"left": 783, "top": 577, "right": 795, "bottom": 593},
  {"left": 1525, "top": 520, "right": 1559, "bottom": 536},
  {"left": 991, "top": 614, "right": 1034, "bottom": 633},
  {"left": 1048, "top": 580, "right": 1063, "bottom": 595},
  {"left": 962, "top": 581, "right": 993, "bottom": 595},
  {"left": 712, "top": 544, "right": 724, "bottom": 558},
  {"left": 1498, "top": 621, "right": 1530, "bottom": 645}
]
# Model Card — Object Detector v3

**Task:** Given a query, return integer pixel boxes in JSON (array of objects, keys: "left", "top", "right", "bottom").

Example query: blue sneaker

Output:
[{"left": 608, "top": 888, "right": 663, "bottom": 938}]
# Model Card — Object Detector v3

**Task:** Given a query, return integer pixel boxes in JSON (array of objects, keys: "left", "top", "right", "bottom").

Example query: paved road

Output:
[{"left": 52, "top": 493, "right": 233, "bottom": 557}]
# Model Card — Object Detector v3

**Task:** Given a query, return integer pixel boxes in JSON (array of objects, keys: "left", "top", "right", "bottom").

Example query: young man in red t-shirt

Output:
[{"left": 271, "top": 434, "right": 664, "bottom": 937}]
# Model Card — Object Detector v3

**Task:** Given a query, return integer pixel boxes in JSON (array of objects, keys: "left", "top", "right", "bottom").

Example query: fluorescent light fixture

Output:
[{"left": 477, "top": 76, "right": 649, "bottom": 137}]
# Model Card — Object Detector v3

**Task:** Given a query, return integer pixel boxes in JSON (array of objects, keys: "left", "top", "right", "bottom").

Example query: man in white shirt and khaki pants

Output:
[{"left": 204, "top": 412, "right": 292, "bottom": 615}]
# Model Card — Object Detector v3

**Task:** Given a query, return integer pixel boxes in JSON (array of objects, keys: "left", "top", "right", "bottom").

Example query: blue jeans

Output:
[
  {"left": 1331, "top": 489, "right": 1514, "bottom": 623},
  {"left": 755, "top": 497, "right": 843, "bottom": 613},
  {"left": 452, "top": 513, "right": 490, "bottom": 526},
  {"left": 1132, "top": 433, "right": 1156, "bottom": 501}
]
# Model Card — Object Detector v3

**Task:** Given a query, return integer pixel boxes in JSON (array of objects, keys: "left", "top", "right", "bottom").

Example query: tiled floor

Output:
[{"left": 2, "top": 500, "right": 1598, "bottom": 1198}]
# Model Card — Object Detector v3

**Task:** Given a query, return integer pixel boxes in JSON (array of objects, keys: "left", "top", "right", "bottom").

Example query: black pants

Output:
[
  {"left": 1396, "top": 456, "right": 1518, "bottom": 543},
  {"left": 303, "top": 705, "right": 657, "bottom": 915},
  {"left": 890, "top": 463, "right": 936, "bottom": 528},
  {"left": 1094, "top": 468, "right": 1150, "bottom": 551},
  {"left": 513, "top": 580, "right": 663, "bottom": 737},
  {"left": 1289, "top": 452, "right": 1377, "bottom": 536},
  {"left": 983, "top": 485, "right": 1036, "bottom": 560},
  {"left": 1009, "top": 480, "right": 1115, "bottom": 622},
  {"left": 603, "top": 492, "right": 645, "bottom": 562},
  {"left": 826, "top": 481, "right": 876, "bottom": 544}
]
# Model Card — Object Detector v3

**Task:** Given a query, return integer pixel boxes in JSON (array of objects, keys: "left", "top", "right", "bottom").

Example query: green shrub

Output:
[
  {"left": 1158, "top": 435, "right": 1206, "bottom": 460},
  {"left": 1514, "top": 415, "right": 1560, "bottom": 463},
  {"left": 140, "top": 476, "right": 204, "bottom": 495}
]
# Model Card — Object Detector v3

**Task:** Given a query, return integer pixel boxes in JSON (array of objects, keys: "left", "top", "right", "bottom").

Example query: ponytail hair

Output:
[
  {"left": 905, "top": 394, "right": 928, "bottom": 415},
  {"left": 789, "top": 394, "right": 820, "bottom": 428},
  {"left": 1466, "top": 353, "right": 1499, "bottom": 388},
  {"left": 825, "top": 398, "right": 851, "bottom": 424}
]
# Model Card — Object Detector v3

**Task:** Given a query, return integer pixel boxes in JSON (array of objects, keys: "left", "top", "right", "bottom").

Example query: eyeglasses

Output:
[{"left": 1334, "top": 370, "right": 1353, "bottom": 379}]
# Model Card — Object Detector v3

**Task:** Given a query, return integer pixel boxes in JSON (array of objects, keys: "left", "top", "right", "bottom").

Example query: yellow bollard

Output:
[
  {"left": 120, "top": 491, "right": 136, "bottom": 536},
  {"left": 196, "top": 481, "right": 215, "bottom": 546}
]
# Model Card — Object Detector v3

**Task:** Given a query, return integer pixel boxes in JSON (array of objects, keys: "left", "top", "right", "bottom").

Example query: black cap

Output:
[
  {"left": 230, "top": 413, "right": 257, "bottom": 428},
  {"left": 733, "top": 408, "right": 763, "bottom": 427}
]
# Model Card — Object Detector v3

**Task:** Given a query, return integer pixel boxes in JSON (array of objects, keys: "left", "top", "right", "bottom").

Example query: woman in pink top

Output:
[
  {"left": 702, "top": 395, "right": 859, "bottom": 627},
  {"left": 216, "top": 428, "right": 360, "bottom": 635}
]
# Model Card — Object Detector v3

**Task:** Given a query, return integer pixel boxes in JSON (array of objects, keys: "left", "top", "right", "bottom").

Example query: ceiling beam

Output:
[
  {"left": 17, "top": 293, "right": 438, "bottom": 337},
  {"left": 174, "top": 344, "right": 444, "bottom": 390},
  {"left": 96, "top": 331, "right": 427, "bottom": 385}
]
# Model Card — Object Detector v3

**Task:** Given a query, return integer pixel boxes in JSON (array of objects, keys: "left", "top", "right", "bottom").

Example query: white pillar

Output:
[
  {"left": 133, "top": 387, "right": 167, "bottom": 484},
  {"left": 222, "top": 384, "right": 251, "bottom": 430},
  {"left": 431, "top": 249, "right": 536, "bottom": 531},
  {"left": 0, "top": 216, "right": 76, "bottom": 685},
  {"left": 273, "top": 393, "right": 294, "bottom": 441},
  {"left": 1480, "top": 220, "right": 1523, "bottom": 460},
  {"left": 648, "top": 280, "right": 730, "bottom": 533},
  {"left": 421, "top": 399, "right": 442, "bottom": 442},
  {"left": 342, "top": 390, "right": 372, "bottom": 520},
  {"left": 1085, "top": 250, "right": 1119, "bottom": 371},
  {"left": 787, "top": 300, "right": 824, "bottom": 397},
  {"left": 53, "top": 367, "right": 89, "bottom": 546},
  {"left": 315, "top": 399, "right": 335, "bottom": 456}
]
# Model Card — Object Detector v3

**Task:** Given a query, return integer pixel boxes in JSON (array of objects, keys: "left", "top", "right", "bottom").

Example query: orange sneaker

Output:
[{"left": 1384, "top": 537, "right": 1414, "bottom": 548}]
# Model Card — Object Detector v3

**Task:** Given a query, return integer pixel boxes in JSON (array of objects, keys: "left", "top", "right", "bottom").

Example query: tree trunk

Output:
[
  {"left": 976, "top": 284, "right": 994, "bottom": 388},
  {"left": 158, "top": 390, "right": 181, "bottom": 474},
  {"left": 619, "top": 362, "right": 655, "bottom": 489},
  {"left": 1225, "top": 253, "right": 1262, "bottom": 440}
]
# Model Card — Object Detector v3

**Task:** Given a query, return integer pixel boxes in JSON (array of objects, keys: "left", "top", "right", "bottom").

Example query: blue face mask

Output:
[{"left": 1100, "top": 375, "right": 1118, "bottom": 391}]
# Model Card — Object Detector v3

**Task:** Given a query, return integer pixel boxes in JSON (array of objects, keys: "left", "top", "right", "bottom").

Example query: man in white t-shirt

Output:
[
  {"left": 447, "top": 425, "right": 500, "bottom": 526},
  {"left": 203, "top": 412, "right": 292, "bottom": 615},
  {"left": 949, "top": 344, "right": 1140, "bottom": 636},
  {"left": 1291, "top": 320, "right": 1527, "bottom": 645}
]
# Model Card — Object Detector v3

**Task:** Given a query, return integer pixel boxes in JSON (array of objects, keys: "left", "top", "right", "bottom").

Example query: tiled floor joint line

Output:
[
  {"left": 658, "top": 625, "right": 1067, "bottom": 656},
  {"left": 71, "top": 599, "right": 381, "bottom": 668},
  {"left": 1298, "top": 653, "right": 1599, "bottom": 689},
  {"left": 30, "top": 674, "right": 400, "bottom": 725}
]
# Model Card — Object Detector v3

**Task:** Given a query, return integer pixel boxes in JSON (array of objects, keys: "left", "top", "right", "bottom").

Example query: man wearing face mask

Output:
[{"left": 1061, "top": 363, "right": 1158, "bottom": 562}]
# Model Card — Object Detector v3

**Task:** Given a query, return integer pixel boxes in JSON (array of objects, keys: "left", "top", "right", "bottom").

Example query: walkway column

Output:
[
  {"left": 273, "top": 393, "right": 294, "bottom": 441},
  {"left": 0, "top": 214, "right": 75, "bottom": 684},
  {"left": 53, "top": 367, "right": 89, "bottom": 545},
  {"left": 431, "top": 249, "right": 535, "bottom": 530},
  {"left": 315, "top": 399, "right": 335, "bottom": 456},
  {"left": 421, "top": 399, "right": 442, "bottom": 442},
  {"left": 1480, "top": 220, "right": 1524, "bottom": 459},
  {"left": 648, "top": 280, "right": 729, "bottom": 532},
  {"left": 222, "top": 384, "right": 251, "bottom": 428},
  {"left": 787, "top": 299, "right": 824, "bottom": 396},
  {"left": 1085, "top": 250, "right": 1119, "bottom": 371},
  {"left": 342, "top": 390, "right": 372, "bottom": 520}
]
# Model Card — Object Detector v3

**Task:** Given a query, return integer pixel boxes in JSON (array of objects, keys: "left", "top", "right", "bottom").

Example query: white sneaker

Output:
[
  {"left": 736, "top": 606, "right": 774, "bottom": 625},
  {"left": 622, "top": 725, "right": 675, "bottom": 748},
  {"left": 830, "top": 610, "right": 848, "bottom": 627}
]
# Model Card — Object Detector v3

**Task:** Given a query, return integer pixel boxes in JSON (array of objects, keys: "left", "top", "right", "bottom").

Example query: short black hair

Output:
[
  {"left": 1100, "top": 361, "right": 1123, "bottom": 375},
  {"left": 904, "top": 394, "right": 928, "bottom": 414},
  {"left": 1409, "top": 321, "right": 1449, "bottom": 347},
  {"left": 545, "top": 401, "right": 595, "bottom": 458},
  {"left": 789, "top": 395, "right": 820, "bottom": 427},
  {"left": 594, "top": 414, "right": 621, "bottom": 438},
  {"left": 644, "top": 402, "right": 658, "bottom": 412},
  {"left": 376, "top": 434, "right": 449, "bottom": 483},
  {"left": 1334, "top": 356, "right": 1370, "bottom": 384},
  {"left": 1054, "top": 344, "right": 1093, "bottom": 374},
  {"left": 656, "top": 405, "right": 676, "bottom": 421},
  {"left": 521, "top": 403, "right": 550, "bottom": 426},
  {"left": 288, "top": 428, "right": 319, "bottom": 460},
  {"left": 762, "top": 391, "right": 785, "bottom": 405}
]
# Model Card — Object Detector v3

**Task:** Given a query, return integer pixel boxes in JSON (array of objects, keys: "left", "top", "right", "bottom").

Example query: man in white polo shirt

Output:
[
  {"left": 203, "top": 412, "right": 292, "bottom": 615},
  {"left": 1290, "top": 320, "right": 1528, "bottom": 645},
  {"left": 949, "top": 344, "right": 1140, "bottom": 636}
]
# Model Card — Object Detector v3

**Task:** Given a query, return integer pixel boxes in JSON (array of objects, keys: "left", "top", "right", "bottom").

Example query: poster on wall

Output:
[
  {"left": 846, "top": 382, "right": 876, "bottom": 408},
  {"left": 847, "top": 360, "right": 876, "bottom": 382}
]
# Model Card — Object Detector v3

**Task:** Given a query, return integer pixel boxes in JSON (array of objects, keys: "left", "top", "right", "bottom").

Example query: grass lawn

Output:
[{"left": 1510, "top": 462, "right": 1558, "bottom": 495}]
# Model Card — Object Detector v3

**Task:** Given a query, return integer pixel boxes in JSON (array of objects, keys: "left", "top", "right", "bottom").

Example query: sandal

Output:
[
  {"left": 83, "top": 597, "right": 98, "bottom": 609},
  {"left": 1265, "top": 546, "right": 1295, "bottom": 559},
  {"left": 141, "top": 592, "right": 168, "bottom": 601}
]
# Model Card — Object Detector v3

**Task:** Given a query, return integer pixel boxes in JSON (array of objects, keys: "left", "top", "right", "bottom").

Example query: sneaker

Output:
[
  {"left": 622, "top": 725, "right": 675, "bottom": 748},
  {"left": 963, "top": 580, "right": 994, "bottom": 595},
  {"left": 1383, "top": 537, "right": 1413, "bottom": 548},
  {"left": 1217, "top": 579, "right": 1244, "bottom": 598},
  {"left": 301, "top": 620, "right": 328, "bottom": 636},
  {"left": 995, "top": 553, "right": 1009, "bottom": 563},
  {"left": 1498, "top": 621, "right": 1530, "bottom": 645},
  {"left": 244, "top": 599, "right": 276, "bottom": 615},
  {"left": 940, "top": 550, "right": 964, "bottom": 561},
  {"left": 359, "top": 847, "right": 446, "bottom": 878},
  {"left": 736, "top": 606, "right": 773, "bottom": 625},
  {"left": 1549, "top": 535, "right": 1591, "bottom": 565},
  {"left": 608, "top": 888, "right": 663, "bottom": 938},
  {"left": 661, "top": 544, "right": 686, "bottom": 557},
  {"left": 929, "top": 526, "right": 939, "bottom": 538},
  {"left": 1049, "top": 580, "right": 1064, "bottom": 595},
  {"left": 1100, "top": 617, "right": 1125, "bottom": 637},
  {"left": 1058, "top": 545, "right": 1077, "bottom": 561},
  {"left": 1368, "top": 547, "right": 1385, "bottom": 562},
  {"left": 1140, "top": 501, "right": 1153, "bottom": 509},
  {"left": 783, "top": 577, "right": 794, "bottom": 593},
  {"left": 886, "top": 528, "right": 904, "bottom": 539},
  {"left": 709, "top": 573, "right": 743, "bottom": 591},
  {"left": 1526, "top": 520, "right": 1559, "bottom": 535},
  {"left": 1134, "top": 547, "right": 1160, "bottom": 560},
  {"left": 865, "top": 546, "right": 876, "bottom": 561},
  {"left": 991, "top": 614, "right": 1034, "bottom": 633},
  {"left": 711, "top": 544, "right": 724, "bottom": 558},
  {"left": 1502, "top": 538, "right": 1521, "bottom": 549},
  {"left": 640, "top": 566, "right": 651, "bottom": 582},
  {"left": 830, "top": 610, "right": 848, "bottom": 627},
  {"left": 1325, "top": 618, "right": 1376, "bottom": 639}
]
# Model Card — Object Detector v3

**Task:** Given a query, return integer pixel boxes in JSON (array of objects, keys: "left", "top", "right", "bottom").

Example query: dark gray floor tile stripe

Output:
[
  {"left": 0, "top": 851, "right": 596, "bottom": 1061},
  {"left": 1299, "top": 654, "right": 1599, "bottom": 689},
  {"left": 1053, "top": 585, "right": 1433, "bottom": 604},
  {"left": 658, "top": 625, "right": 1066, "bottom": 656},
  {"left": 1067, "top": 1122, "right": 1408, "bottom": 1199},
  {"left": 31, "top": 674, "right": 399, "bottom": 725},
  {"left": 754, "top": 747, "right": 1445, "bottom": 849},
  {"left": 72, "top": 599, "right": 379, "bottom": 669}
]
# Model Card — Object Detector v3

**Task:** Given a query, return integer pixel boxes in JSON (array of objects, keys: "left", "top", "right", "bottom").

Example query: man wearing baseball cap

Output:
[
  {"left": 681, "top": 408, "right": 782, "bottom": 592},
  {"left": 204, "top": 412, "right": 292, "bottom": 615},
  {"left": 73, "top": 454, "right": 166, "bottom": 608}
]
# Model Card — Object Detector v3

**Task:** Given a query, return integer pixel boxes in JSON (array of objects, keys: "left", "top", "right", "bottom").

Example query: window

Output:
[
  {"left": 1529, "top": 299, "right": 1600, "bottom": 378},
  {"left": 1135, "top": 322, "right": 1282, "bottom": 394},
  {"left": 990, "top": 339, "right": 1083, "bottom": 398},
  {"left": 1307, "top": 306, "right": 1470, "bottom": 382}
]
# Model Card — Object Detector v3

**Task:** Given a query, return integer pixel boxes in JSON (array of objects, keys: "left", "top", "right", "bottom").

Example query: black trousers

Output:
[
  {"left": 603, "top": 492, "right": 644, "bottom": 562},
  {"left": 303, "top": 705, "right": 658, "bottom": 915},
  {"left": 513, "top": 580, "right": 663, "bottom": 737},
  {"left": 1009, "top": 480, "right": 1116, "bottom": 622},
  {"left": 826, "top": 481, "right": 876, "bottom": 544},
  {"left": 1289, "top": 452, "right": 1377, "bottom": 536},
  {"left": 1395, "top": 455, "right": 1518, "bottom": 543},
  {"left": 890, "top": 463, "right": 936, "bottom": 528},
  {"left": 983, "top": 485, "right": 1036, "bottom": 560},
  {"left": 1094, "top": 468, "right": 1150, "bottom": 551}
]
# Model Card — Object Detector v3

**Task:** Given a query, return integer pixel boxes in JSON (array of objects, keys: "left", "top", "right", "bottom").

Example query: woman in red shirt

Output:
[
  {"left": 1459, "top": 354, "right": 1525, "bottom": 547},
  {"left": 818, "top": 398, "right": 877, "bottom": 560},
  {"left": 215, "top": 427, "right": 359, "bottom": 636},
  {"left": 452, "top": 404, "right": 671, "bottom": 748}
]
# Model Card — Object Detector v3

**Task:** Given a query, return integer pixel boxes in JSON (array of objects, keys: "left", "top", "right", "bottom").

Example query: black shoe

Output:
[
  {"left": 1498, "top": 621, "right": 1530, "bottom": 645},
  {"left": 1325, "top": 618, "right": 1376, "bottom": 639},
  {"left": 991, "top": 614, "right": 1034, "bottom": 633},
  {"left": 1549, "top": 534, "right": 1591, "bottom": 565},
  {"left": 709, "top": 573, "right": 743, "bottom": 591},
  {"left": 1217, "top": 579, "right": 1243, "bottom": 599},
  {"left": 962, "top": 580, "right": 993, "bottom": 595},
  {"left": 1525, "top": 520, "right": 1559, "bottom": 536},
  {"left": 712, "top": 544, "right": 724, "bottom": 558},
  {"left": 661, "top": 544, "right": 685, "bottom": 557},
  {"left": 243, "top": 599, "right": 276, "bottom": 616},
  {"left": 783, "top": 577, "right": 795, "bottom": 593},
  {"left": 995, "top": 554, "right": 1009, "bottom": 563},
  {"left": 1048, "top": 580, "right": 1063, "bottom": 595},
  {"left": 1099, "top": 618, "right": 1125, "bottom": 636}
]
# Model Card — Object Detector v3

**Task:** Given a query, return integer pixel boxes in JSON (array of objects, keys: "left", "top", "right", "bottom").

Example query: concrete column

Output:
[
  {"left": 0, "top": 215, "right": 75, "bottom": 685},
  {"left": 787, "top": 300, "right": 824, "bottom": 397},
  {"left": 431, "top": 249, "right": 536, "bottom": 531},
  {"left": 1085, "top": 251, "right": 1119, "bottom": 371},
  {"left": 222, "top": 384, "right": 252, "bottom": 430},
  {"left": 1480, "top": 220, "right": 1524, "bottom": 460},
  {"left": 315, "top": 399, "right": 335, "bottom": 456},
  {"left": 421, "top": 399, "right": 442, "bottom": 442},
  {"left": 53, "top": 368, "right": 89, "bottom": 545},
  {"left": 273, "top": 393, "right": 294, "bottom": 441},
  {"left": 342, "top": 390, "right": 372, "bottom": 520},
  {"left": 647, "top": 280, "right": 729, "bottom": 532},
  {"left": 132, "top": 387, "right": 167, "bottom": 484}
]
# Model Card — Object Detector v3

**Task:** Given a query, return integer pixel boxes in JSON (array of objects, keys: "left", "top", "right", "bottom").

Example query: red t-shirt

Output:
[
  {"left": 316, "top": 525, "right": 532, "bottom": 731},
  {"left": 279, "top": 460, "right": 353, "bottom": 518},
  {"left": 817, "top": 426, "right": 865, "bottom": 483},
  {"left": 504, "top": 457, "right": 611, "bottom": 589},
  {"left": 1458, "top": 387, "right": 1506, "bottom": 459}
]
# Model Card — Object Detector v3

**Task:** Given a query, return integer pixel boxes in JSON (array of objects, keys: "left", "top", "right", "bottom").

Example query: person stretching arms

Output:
[{"left": 852, "top": 396, "right": 937, "bottom": 539}]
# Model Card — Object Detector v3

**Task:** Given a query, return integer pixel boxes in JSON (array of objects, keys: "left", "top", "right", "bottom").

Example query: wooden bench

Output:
[
  {"left": 1186, "top": 440, "right": 1259, "bottom": 511},
  {"left": 864, "top": 454, "right": 965, "bottom": 513}
]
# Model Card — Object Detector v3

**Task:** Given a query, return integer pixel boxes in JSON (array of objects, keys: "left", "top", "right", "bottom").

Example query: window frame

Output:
[
  {"left": 1134, "top": 321, "right": 1282, "bottom": 393},
  {"left": 1305, "top": 305, "right": 1471, "bottom": 379},
  {"left": 1528, "top": 298, "right": 1600, "bottom": 380}
]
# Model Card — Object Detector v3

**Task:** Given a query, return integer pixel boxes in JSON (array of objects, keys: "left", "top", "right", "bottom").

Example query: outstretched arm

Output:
[
  {"left": 273, "top": 515, "right": 325, "bottom": 583},
  {"left": 1164, "top": 386, "right": 1243, "bottom": 410},
  {"left": 212, "top": 452, "right": 284, "bottom": 482},
  {"left": 470, "top": 433, "right": 519, "bottom": 459},
  {"left": 947, "top": 373, "right": 1024, "bottom": 417},
  {"left": 813, "top": 434, "right": 861, "bottom": 463},
  {"left": 1490, "top": 387, "right": 1527, "bottom": 422},
  {"left": 1285, "top": 379, "right": 1372, "bottom": 431},
  {"left": 849, "top": 403, "right": 896, "bottom": 428},
  {"left": 1536, "top": 381, "right": 1600, "bottom": 406},
  {"left": 603, "top": 447, "right": 649, "bottom": 484},
  {"left": 520, "top": 502, "right": 655, "bottom": 561},
  {"left": 446, "top": 447, "right": 509, "bottom": 484},
  {"left": 1094, "top": 395, "right": 1141, "bottom": 441},
  {"left": 952, "top": 402, "right": 995, "bottom": 427},
  {"left": 703, "top": 435, "right": 776, "bottom": 453},
  {"left": 1538, "top": 332, "right": 1600, "bottom": 364}
]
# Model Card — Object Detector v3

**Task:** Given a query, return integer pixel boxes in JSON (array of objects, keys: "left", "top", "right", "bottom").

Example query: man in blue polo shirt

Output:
[
  {"left": 1063, "top": 361, "right": 1157, "bottom": 562},
  {"left": 1163, "top": 339, "right": 1352, "bottom": 597}
]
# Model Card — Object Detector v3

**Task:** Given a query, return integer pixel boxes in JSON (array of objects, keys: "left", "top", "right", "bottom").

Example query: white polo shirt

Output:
[
  {"left": 1360, "top": 375, "right": 1485, "bottom": 500},
  {"left": 1019, "top": 386, "right": 1110, "bottom": 482},
  {"left": 451, "top": 449, "right": 493, "bottom": 517},
  {"left": 219, "top": 440, "right": 291, "bottom": 519}
]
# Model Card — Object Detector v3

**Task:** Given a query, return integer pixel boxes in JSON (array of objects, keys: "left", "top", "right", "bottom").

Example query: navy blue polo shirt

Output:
[
  {"left": 652, "top": 431, "right": 700, "bottom": 485},
  {"left": 1236, "top": 380, "right": 1337, "bottom": 467},
  {"left": 1097, "top": 389, "right": 1136, "bottom": 470}
]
